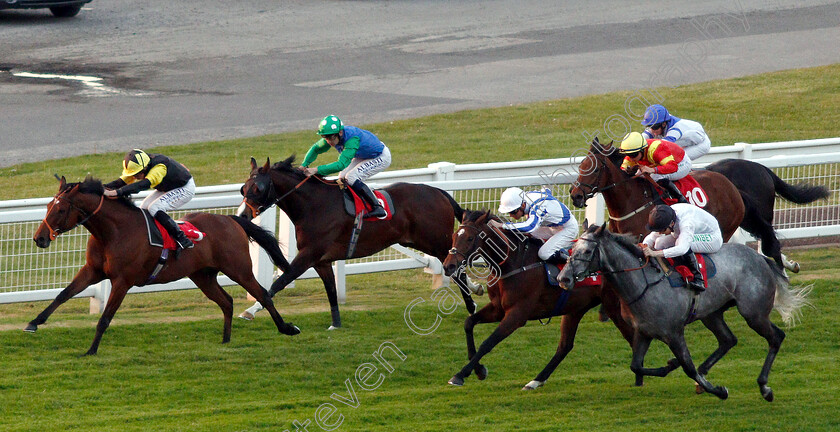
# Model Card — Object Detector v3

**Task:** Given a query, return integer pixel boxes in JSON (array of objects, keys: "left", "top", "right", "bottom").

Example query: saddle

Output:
[
  {"left": 342, "top": 187, "right": 394, "bottom": 221},
  {"left": 658, "top": 253, "right": 717, "bottom": 289},
  {"left": 141, "top": 210, "right": 205, "bottom": 250},
  {"left": 662, "top": 175, "right": 708, "bottom": 208}
]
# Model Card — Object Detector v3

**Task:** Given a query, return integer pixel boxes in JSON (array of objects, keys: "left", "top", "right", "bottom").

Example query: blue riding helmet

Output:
[{"left": 642, "top": 104, "right": 670, "bottom": 126}]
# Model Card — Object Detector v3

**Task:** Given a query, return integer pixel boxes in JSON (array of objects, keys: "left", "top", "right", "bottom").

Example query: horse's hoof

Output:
[
  {"left": 327, "top": 325, "right": 341, "bottom": 331},
  {"left": 522, "top": 380, "right": 544, "bottom": 390},
  {"left": 448, "top": 376, "right": 464, "bottom": 386},
  {"left": 282, "top": 324, "right": 301, "bottom": 336},
  {"left": 475, "top": 364, "right": 488, "bottom": 381},
  {"left": 598, "top": 311, "right": 610, "bottom": 323},
  {"left": 717, "top": 386, "right": 729, "bottom": 400},
  {"left": 791, "top": 262, "right": 801, "bottom": 273},
  {"left": 238, "top": 311, "right": 254, "bottom": 321},
  {"left": 695, "top": 382, "right": 705, "bottom": 394},
  {"left": 761, "top": 386, "right": 774, "bottom": 402},
  {"left": 23, "top": 324, "right": 37, "bottom": 333}
]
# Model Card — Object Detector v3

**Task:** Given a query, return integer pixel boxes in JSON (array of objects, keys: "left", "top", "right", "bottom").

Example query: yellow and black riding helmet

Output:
[
  {"left": 619, "top": 132, "right": 648, "bottom": 155},
  {"left": 122, "top": 149, "right": 151, "bottom": 177}
]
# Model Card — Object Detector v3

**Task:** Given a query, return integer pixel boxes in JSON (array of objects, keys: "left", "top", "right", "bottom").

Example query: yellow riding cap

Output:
[
  {"left": 619, "top": 132, "right": 648, "bottom": 154},
  {"left": 122, "top": 149, "right": 151, "bottom": 177}
]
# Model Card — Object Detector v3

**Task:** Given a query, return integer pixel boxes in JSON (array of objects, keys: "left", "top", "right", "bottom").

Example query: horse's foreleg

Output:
[
  {"left": 25, "top": 265, "right": 103, "bottom": 332},
  {"left": 525, "top": 311, "right": 586, "bottom": 390},
  {"left": 84, "top": 282, "right": 130, "bottom": 356},
  {"left": 449, "top": 311, "right": 525, "bottom": 386},
  {"left": 314, "top": 263, "right": 341, "bottom": 329},
  {"left": 666, "top": 334, "right": 729, "bottom": 399},
  {"left": 697, "top": 311, "right": 738, "bottom": 377},
  {"left": 190, "top": 270, "right": 234, "bottom": 343},
  {"left": 629, "top": 331, "right": 678, "bottom": 380},
  {"left": 464, "top": 303, "right": 504, "bottom": 381},
  {"left": 451, "top": 272, "right": 477, "bottom": 315}
]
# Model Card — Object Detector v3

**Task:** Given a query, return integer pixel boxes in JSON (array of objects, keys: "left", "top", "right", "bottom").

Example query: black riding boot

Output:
[
  {"left": 657, "top": 179, "right": 688, "bottom": 203},
  {"left": 679, "top": 251, "right": 705, "bottom": 291},
  {"left": 154, "top": 211, "right": 194, "bottom": 250},
  {"left": 544, "top": 249, "right": 570, "bottom": 265},
  {"left": 351, "top": 180, "right": 386, "bottom": 218}
]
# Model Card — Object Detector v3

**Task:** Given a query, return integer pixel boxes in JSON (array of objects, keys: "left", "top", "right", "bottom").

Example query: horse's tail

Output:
[
  {"left": 766, "top": 165, "right": 830, "bottom": 204},
  {"left": 767, "top": 258, "right": 813, "bottom": 327},
  {"left": 229, "top": 215, "right": 291, "bottom": 272},
  {"left": 435, "top": 187, "right": 464, "bottom": 222}
]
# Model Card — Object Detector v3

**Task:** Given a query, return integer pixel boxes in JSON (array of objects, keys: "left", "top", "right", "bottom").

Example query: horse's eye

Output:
[{"left": 256, "top": 183, "right": 266, "bottom": 193}]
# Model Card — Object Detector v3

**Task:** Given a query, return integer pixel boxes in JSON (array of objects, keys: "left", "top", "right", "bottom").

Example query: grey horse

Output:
[{"left": 558, "top": 224, "right": 810, "bottom": 401}]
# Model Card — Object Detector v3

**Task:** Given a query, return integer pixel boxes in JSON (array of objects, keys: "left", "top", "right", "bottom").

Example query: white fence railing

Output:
[{"left": 1, "top": 138, "right": 838, "bottom": 311}]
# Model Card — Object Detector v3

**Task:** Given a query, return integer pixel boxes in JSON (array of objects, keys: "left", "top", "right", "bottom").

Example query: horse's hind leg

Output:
[
  {"left": 743, "top": 314, "right": 786, "bottom": 402},
  {"left": 85, "top": 283, "right": 130, "bottom": 356},
  {"left": 25, "top": 265, "right": 104, "bottom": 332},
  {"left": 314, "top": 263, "right": 341, "bottom": 329},
  {"left": 189, "top": 270, "right": 234, "bottom": 344}
]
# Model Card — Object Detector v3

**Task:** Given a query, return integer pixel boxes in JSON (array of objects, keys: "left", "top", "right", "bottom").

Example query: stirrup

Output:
[{"left": 366, "top": 207, "right": 386, "bottom": 218}]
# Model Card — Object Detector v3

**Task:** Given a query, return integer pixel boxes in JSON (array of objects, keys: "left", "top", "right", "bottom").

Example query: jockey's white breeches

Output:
[
  {"left": 341, "top": 146, "right": 392, "bottom": 185},
  {"left": 141, "top": 178, "right": 196, "bottom": 216},
  {"left": 651, "top": 157, "right": 692, "bottom": 182}
]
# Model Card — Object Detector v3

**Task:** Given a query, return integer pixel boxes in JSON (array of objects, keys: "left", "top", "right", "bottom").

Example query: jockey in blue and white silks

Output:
[
  {"left": 641, "top": 104, "right": 711, "bottom": 162},
  {"left": 496, "top": 187, "right": 579, "bottom": 264}
]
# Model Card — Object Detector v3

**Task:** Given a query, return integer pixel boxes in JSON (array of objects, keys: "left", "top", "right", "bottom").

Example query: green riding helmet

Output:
[{"left": 317, "top": 115, "right": 344, "bottom": 136}]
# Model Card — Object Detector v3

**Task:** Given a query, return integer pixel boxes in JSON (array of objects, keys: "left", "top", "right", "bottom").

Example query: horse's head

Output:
[
  {"left": 569, "top": 137, "right": 622, "bottom": 208},
  {"left": 557, "top": 223, "right": 606, "bottom": 289},
  {"left": 239, "top": 155, "right": 305, "bottom": 219},
  {"left": 33, "top": 175, "right": 107, "bottom": 248},
  {"left": 443, "top": 210, "right": 501, "bottom": 277}
]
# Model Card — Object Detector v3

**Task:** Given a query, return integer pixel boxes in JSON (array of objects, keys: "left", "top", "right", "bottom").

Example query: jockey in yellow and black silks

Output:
[{"left": 104, "top": 149, "right": 196, "bottom": 250}]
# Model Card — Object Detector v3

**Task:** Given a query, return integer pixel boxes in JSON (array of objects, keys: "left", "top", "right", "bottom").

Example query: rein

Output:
[
  {"left": 42, "top": 193, "right": 106, "bottom": 240},
  {"left": 242, "top": 174, "right": 311, "bottom": 217}
]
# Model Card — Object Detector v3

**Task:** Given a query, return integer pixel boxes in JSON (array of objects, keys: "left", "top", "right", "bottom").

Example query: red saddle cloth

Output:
[
  {"left": 665, "top": 253, "right": 709, "bottom": 289},
  {"left": 347, "top": 188, "right": 394, "bottom": 221},
  {"left": 153, "top": 220, "right": 205, "bottom": 250},
  {"left": 665, "top": 175, "right": 709, "bottom": 208}
]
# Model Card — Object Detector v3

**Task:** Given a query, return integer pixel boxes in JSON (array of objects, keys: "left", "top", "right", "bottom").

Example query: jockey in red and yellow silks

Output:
[{"left": 619, "top": 132, "right": 691, "bottom": 203}]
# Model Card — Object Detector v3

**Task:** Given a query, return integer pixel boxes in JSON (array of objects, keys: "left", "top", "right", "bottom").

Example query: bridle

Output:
[
  {"left": 567, "top": 234, "right": 659, "bottom": 305},
  {"left": 41, "top": 188, "right": 105, "bottom": 241},
  {"left": 240, "top": 171, "right": 311, "bottom": 217},
  {"left": 574, "top": 152, "right": 661, "bottom": 222},
  {"left": 448, "top": 220, "right": 537, "bottom": 281}
]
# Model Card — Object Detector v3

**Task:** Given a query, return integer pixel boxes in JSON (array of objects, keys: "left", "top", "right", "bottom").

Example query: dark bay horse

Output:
[
  {"left": 559, "top": 224, "right": 810, "bottom": 401},
  {"left": 441, "top": 211, "right": 672, "bottom": 389},
  {"left": 237, "top": 156, "right": 476, "bottom": 329},
  {"left": 570, "top": 138, "right": 745, "bottom": 241},
  {"left": 29, "top": 176, "right": 300, "bottom": 355},
  {"left": 705, "top": 158, "right": 829, "bottom": 272}
]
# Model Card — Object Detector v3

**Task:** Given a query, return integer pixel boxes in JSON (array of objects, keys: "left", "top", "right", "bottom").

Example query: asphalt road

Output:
[{"left": 2, "top": 0, "right": 839, "bottom": 167}]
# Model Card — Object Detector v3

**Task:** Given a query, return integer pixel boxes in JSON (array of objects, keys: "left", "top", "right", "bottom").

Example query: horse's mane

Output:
[
  {"left": 270, "top": 155, "right": 306, "bottom": 180},
  {"left": 75, "top": 176, "right": 137, "bottom": 208},
  {"left": 464, "top": 209, "right": 543, "bottom": 249},
  {"left": 585, "top": 224, "right": 645, "bottom": 260}
]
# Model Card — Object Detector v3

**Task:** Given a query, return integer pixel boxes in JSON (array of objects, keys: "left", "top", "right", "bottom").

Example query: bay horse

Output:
[
  {"left": 570, "top": 138, "right": 745, "bottom": 242},
  {"left": 29, "top": 176, "right": 301, "bottom": 356},
  {"left": 237, "top": 156, "right": 476, "bottom": 329},
  {"left": 559, "top": 224, "right": 810, "bottom": 401},
  {"left": 441, "top": 210, "right": 677, "bottom": 389},
  {"left": 705, "top": 158, "right": 829, "bottom": 272}
]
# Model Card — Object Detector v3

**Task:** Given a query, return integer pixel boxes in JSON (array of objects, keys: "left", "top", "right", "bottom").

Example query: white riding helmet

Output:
[{"left": 498, "top": 187, "right": 525, "bottom": 213}]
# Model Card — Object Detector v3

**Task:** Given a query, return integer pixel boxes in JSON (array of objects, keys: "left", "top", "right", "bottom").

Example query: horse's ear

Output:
[
  {"left": 250, "top": 157, "right": 257, "bottom": 171},
  {"left": 596, "top": 222, "right": 608, "bottom": 236},
  {"left": 582, "top": 218, "right": 590, "bottom": 231},
  {"left": 263, "top": 158, "right": 271, "bottom": 172},
  {"left": 55, "top": 174, "right": 66, "bottom": 190},
  {"left": 592, "top": 136, "right": 600, "bottom": 146}
]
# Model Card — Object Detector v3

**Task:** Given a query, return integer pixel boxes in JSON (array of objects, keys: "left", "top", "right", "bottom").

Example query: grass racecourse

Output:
[{"left": 1, "top": 65, "right": 840, "bottom": 431}]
